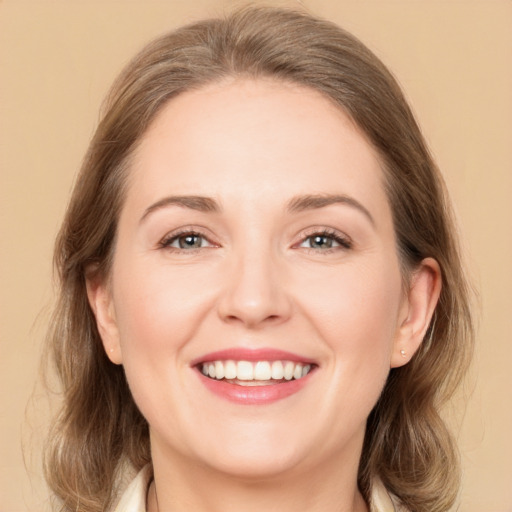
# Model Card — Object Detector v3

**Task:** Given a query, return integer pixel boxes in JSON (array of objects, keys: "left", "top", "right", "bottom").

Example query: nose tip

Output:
[{"left": 217, "top": 256, "right": 292, "bottom": 328}]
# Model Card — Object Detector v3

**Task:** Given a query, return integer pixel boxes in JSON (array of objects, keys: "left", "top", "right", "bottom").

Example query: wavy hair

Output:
[{"left": 44, "top": 6, "right": 474, "bottom": 511}]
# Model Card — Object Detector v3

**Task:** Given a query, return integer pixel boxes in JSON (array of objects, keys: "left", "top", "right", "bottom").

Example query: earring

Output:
[{"left": 400, "top": 349, "right": 406, "bottom": 357}]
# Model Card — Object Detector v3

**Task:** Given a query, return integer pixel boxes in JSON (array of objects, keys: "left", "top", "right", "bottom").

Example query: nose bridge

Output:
[{"left": 218, "top": 235, "right": 291, "bottom": 327}]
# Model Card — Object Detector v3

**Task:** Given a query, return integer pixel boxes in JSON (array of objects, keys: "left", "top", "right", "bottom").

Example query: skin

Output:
[{"left": 88, "top": 79, "right": 441, "bottom": 512}]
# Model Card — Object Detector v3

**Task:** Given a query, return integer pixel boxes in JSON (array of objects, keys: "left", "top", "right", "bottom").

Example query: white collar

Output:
[
  {"left": 113, "top": 464, "right": 152, "bottom": 512},
  {"left": 370, "top": 478, "right": 398, "bottom": 512}
]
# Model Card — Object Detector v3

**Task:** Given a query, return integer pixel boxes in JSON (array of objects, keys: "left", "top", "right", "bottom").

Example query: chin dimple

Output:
[{"left": 200, "top": 360, "right": 312, "bottom": 383}]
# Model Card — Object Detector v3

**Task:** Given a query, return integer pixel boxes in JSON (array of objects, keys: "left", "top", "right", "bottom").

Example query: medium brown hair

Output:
[{"left": 44, "top": 6, "right": 474, "bottom": 511}]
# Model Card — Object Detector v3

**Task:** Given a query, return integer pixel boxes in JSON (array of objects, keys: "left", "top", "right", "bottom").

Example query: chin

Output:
[
  {"left": 200, "top": 442, "right": 307, "bottom": 481},
  {"left": 154, "top": 415, "right": 316, "bottom": 480}
]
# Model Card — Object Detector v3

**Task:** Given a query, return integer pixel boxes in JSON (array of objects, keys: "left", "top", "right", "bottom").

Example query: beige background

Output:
[{"left": 1, "top": 1, "right": 511, "bottom": 510}]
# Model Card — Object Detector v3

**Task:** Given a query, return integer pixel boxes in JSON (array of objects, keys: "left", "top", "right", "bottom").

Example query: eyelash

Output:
[
  {"left": 297, "top": 228, "right": 352, "bottom": 252},
  {"left": 158, "top": 228, "right": 352, "bottom": 253},
  {"left": 158, "top": 228, "right": 216, "bottom": 251}
]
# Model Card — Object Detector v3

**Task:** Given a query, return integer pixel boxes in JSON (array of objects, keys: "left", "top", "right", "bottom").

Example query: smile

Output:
[
  {"left": 201, "top": 360, "right": 312, "bottom": 384},
  {"left": 193, "top": 348, "right": 317, "bottom": 405}
]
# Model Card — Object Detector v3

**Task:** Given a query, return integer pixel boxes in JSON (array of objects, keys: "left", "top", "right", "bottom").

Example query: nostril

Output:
[
  {"left": 216, "top": 268, "right": 293, "bottom": 327},
  {"left": 221, "top": 312, "right": 286, "bottom": 327}
]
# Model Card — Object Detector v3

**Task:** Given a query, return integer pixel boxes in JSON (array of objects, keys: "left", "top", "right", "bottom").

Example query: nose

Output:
[{"left": 217, "top": 249, "right": 293, "bottom": 329}]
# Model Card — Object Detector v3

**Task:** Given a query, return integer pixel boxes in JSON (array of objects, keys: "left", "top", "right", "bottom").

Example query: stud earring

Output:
[{"left": 400, "top": 349, "right": 406, "bottom": 357}]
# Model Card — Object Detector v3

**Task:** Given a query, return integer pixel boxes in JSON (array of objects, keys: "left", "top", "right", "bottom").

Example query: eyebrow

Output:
[
  {"left": 287, "top": 194, "right": 375, "bottom": 226},
  {"left": 140, "top": 195, "right": 220, "bottom": 222},
  {"left": 139, "top": 193, "right": 374, "bottom": 226}
]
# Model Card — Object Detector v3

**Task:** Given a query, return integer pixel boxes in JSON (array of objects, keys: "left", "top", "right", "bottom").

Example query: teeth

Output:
[
  {"left": 214, "top": 361, "right": 224, "bottom": 380},
  {"left": 224, "top": 360, "right": 237, "bottom": 379},
  {"left": 283, "top": 361, "right": 294, "bottom": 380},
  {"left": 254, "top": 361, "right": 272, "bottom": 380},
  {"left": 200, "top": 360, "right": 313, "bottom": 382},
  {"left": 237, "top": 361, "right": 254, "bottom": 380},
  {"left": 271, "top": 361, "right": 284, "bottom": 380}
]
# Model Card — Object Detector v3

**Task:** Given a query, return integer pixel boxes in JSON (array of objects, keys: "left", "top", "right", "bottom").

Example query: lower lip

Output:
[{"left": 197, "top": 371, "right": 313, "bottom": 405}]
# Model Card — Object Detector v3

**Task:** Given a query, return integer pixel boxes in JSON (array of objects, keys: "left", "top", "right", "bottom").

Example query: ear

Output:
[
  {"left": 391, "top": 257, "right": 442, "bottom": 368},
  {"left": 85, "top": 271, "right": 123, "bottom": 365}
]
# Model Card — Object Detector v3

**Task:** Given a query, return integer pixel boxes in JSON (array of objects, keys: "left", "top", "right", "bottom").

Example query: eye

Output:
[
  {"left": 160, "top": 231, "right": 214, "bottom": 250},
  {"left": 298, "top": 230, "right": 352, "bottom": 251}
]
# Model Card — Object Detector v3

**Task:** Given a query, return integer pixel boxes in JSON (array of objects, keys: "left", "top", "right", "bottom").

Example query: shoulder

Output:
[{"left": 112, "top": 465, "right": 152, "bottom": 512}]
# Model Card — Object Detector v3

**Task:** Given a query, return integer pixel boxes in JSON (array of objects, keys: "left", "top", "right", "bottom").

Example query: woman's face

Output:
[{"left": 91, "top": 79, "right": 433, "bottom": 479}]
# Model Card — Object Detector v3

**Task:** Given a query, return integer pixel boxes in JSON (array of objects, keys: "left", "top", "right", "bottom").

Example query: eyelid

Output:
[
  {"left": 158, "top": 226, "right": 220, "bottom": 250},
  {"left": 156, "top": 225, "right": 351, "bottom": 252},
  {"left": 293, "top": 227, "right": 353, "bottom": 251}
]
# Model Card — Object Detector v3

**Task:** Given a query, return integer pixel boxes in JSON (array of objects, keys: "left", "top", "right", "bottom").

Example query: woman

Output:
[{"left": 44, "top": 6, "right": 473, "bottom": 512}]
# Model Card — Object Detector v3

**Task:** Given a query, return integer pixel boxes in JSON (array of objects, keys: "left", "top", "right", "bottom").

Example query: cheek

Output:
[
  {"left": 111, "top": 255, "right": 214, "bottom": 363},
  {"left": 109, "top": 256, "right": 214, "bottom": 430},
  {"left": 295, "top": 258, "right": 403, "bottom": 394},
  {"left": 285, "top": 258, "right": 404, "bottom": 448}
]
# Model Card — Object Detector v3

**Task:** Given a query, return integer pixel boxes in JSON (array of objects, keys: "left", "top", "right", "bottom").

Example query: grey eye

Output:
[
  {"left": 163, "top": 232, "right": 213, "bottom": 250},
  {"left": 307, "top": 235, "right": 336, "bottom": 249},
  {"left": 301, "top": 234, "right": 340, "bottom": 250},
  {"left": 176, "top": 234, "right": 205, "bottom": 249}
]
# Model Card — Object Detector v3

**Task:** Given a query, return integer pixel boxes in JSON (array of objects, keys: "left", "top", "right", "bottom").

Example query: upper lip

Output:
[{"left": 190, "top": 348, "right": 317, "bottom": 367}]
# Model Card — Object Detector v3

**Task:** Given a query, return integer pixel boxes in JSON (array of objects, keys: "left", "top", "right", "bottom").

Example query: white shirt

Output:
[{"left": 113, "top": 465, "right": 401, "bottom": 512}]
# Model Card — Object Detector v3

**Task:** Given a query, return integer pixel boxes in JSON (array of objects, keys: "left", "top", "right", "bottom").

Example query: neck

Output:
[{"left": 147, "top": 441, "right": 368, "bottom": 512}]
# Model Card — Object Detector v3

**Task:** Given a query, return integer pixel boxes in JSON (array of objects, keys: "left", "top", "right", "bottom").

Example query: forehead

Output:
[{"left": 126, "top": 78, "right": 389, "bottom": 218}]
